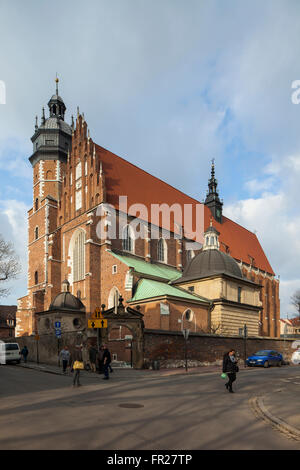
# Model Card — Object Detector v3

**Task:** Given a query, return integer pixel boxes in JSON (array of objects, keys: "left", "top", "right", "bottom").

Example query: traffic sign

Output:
[
  {"left": 91, "top": 308, "right": 104, "bottom": 320},
  {"left": 88, "top": 319, "right": 107, "bottom": 329},
  {"left": 54, "top": 321, "right": 61, "bottom": 328},
  {"left": 55, "top": 328, "right": 61, "bottom": 338}
]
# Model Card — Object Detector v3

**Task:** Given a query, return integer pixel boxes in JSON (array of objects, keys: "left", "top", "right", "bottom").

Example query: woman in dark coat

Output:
[{"left": 223, "top": 349, "right": 239, "bottom": 393}]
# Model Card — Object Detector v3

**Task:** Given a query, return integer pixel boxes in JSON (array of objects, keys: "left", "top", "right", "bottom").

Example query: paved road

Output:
[{"left": 0, "top": 364, "right": 300, "bottom": 450}]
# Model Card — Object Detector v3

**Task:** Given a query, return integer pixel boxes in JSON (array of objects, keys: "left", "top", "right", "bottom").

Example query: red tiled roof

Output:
[
  {"left": 290, "top": 317, "right": 300, "bottom": 327},
  {"left": 95, "top": 144, "right": 275, "bottom": 275}
]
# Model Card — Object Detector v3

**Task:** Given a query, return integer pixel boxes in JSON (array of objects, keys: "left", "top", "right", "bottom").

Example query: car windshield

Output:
[
  {"left": 5, "top": 344, "right": 19, "bottom": 351},
  {"left": 254, "top": 350, "right": 270, "bottom": 356}
]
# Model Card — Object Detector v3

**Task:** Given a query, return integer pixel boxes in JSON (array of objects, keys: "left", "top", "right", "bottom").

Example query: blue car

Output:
[{"left": 246, "top": 350, "right": 283, "bottom": 368}]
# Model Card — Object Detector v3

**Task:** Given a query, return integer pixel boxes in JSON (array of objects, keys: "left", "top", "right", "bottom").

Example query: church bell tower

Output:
[{"left": 25, "top": 78, "right": 73, "bottom": 333}]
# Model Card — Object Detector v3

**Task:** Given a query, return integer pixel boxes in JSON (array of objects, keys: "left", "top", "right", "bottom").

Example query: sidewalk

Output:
[
  {"left": 260, "top": 383, "right": 300, "bottom": 437},
  {"left": 16, "top": 360, "right": 222, "bottom": 379}
]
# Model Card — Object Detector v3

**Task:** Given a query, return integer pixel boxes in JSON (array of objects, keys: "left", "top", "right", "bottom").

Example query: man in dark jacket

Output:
[
  {"left": 222, "top": 349, "right": 239, "bottom": 393},
  {"left": 102, "top": 344, "right": 111, "bottom": 380},
  {"left": 21, "top": 346, "right": 29, "bottom": 363}
]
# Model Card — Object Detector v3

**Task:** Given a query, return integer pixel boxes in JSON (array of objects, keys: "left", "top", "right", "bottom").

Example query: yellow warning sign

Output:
[
  {"left": 88, "top": 319, "right": 107, "bottom": 329},
  {"left": 91, "top": 308, "right": 104, "bottom": 320}
]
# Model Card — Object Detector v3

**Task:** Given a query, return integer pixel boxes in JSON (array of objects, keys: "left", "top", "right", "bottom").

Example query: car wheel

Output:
[
  {"left": 16, "top": 360, "right": 21, "bottom": 364},
  {"left": 277, "top": 361, "right": 282, "bottom": 367},
  {"left": 264, "top": 361, "right": 269, "bottom": 368}
]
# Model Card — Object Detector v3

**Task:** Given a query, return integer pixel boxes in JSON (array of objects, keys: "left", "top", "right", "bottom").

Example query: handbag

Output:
[
  {"left": 73, "top": 361, "right": 84, "bottom": 370},
  {"left": 221, "top": 373, "right": 227, "bottom": 379}
]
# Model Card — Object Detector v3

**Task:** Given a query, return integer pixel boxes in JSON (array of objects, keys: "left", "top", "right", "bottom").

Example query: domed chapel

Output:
[{"left": 16, "top": 81, "right": 280, "bottom": 343}]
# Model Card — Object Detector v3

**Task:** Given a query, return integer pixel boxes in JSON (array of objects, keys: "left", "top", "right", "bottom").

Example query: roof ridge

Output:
[{"left": 95, "top": 143, "right": 201, "bottom": 205}]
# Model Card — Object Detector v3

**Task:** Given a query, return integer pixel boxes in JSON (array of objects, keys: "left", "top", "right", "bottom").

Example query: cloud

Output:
[
  {"left": 224, "top": 154, "right": 300, "bottom": 316},
  {"left": 0, "top": 0, "right": 300, "bottom": 317}
]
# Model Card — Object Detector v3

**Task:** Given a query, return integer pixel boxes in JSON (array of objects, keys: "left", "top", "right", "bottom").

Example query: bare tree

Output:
[
  {"left": 291, "top": 289, "right": 300, "bottom": 318},
  {"left": 0, "top": 234, "right": 21, "bottom": 298}
]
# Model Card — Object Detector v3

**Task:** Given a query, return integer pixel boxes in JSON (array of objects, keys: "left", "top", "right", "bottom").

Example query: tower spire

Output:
[
  {"left": 55, "top": 74, "right": 59, "bottom": 95},
  {"left": 204, "top": 159, "right": 223, "bottom": 223}
]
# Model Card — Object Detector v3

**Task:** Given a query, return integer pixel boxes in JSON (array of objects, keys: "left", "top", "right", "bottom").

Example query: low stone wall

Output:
[
  {"left": 1, "top": 329, "right": 298, "bottom": 369},
  {"left": 144, "top": 329, "right": 297, "bottom": 368}
]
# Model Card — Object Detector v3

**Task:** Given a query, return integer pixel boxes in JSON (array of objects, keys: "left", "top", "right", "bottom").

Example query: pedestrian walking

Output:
[
  {"left": 71, "top": 344, "right": 84, "bottom": 387},
  {"left": 89, "top": 344, "right": 98, "bottom": 373},
  {"left": 21, "top": 345, "right": 29, "bottom": 363},
  {"left": 59, "top": 346, "right": 70, "bottom": 374},
  {"left": 222, "top": 349, "right": 239, "bottom": 393},
  {"left": 102, "top": 344, "right": 112, "bottom": 380},
  {"left": 97, "top": 346, "right": 104, "bottom": 374}
]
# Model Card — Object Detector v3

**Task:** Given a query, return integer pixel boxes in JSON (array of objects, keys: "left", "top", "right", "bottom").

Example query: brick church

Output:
[{"left": 16, "top": 81, "right": 280, "bottom": 341}]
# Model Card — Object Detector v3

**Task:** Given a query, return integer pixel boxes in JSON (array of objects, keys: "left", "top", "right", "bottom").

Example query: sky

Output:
[{"left": 0, "top": 0, "right": 300, "bottom": 317}]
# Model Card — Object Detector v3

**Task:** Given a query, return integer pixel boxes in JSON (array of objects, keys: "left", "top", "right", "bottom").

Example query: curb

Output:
[
  {"left": 250, "top": 396, "right": 300, "bottom": 441},
  {"left": 17, "top": 364, "right": 66, "bottom": 376}
]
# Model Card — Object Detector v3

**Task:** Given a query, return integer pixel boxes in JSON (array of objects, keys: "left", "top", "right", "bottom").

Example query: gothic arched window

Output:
[
  {"left": 186, "top": 249, "right": 195, "bottom": 263},
  {"left": 34, "top": 271, "right": 38, "bottom": 285},
  {"left": 108, "top": 287, "right": 120, "bottom": 309},
  {"left": 72, "top": 230, "right": 85, "bottom": 282},
  {"left": 35, "top": 227, "right": 39, "bottom": 240},
  {"left": 158, "top": 238, "right": 167, "bottom": 263},
  {"left": 122, "top": 225, "right": 134, "bottom": 253}
]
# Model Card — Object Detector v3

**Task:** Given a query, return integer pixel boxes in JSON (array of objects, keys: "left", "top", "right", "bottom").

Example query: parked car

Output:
[
  {"left": 0, "top": 343, "right": 21, "bottom": 364},
  {"left": 246, "top": 350, "right": 283, "bottom": 368}
]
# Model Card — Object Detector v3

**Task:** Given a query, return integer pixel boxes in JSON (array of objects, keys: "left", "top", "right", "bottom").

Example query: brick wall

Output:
[{"left": 144, "top": 329, "right": 296, "bottom": 368}]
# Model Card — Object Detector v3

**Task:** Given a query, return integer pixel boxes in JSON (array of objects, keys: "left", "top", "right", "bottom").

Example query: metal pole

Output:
[
  {"left": 97, "top": 327, "right": 100, "bottom": 350},
  {"left": 36, "top": 338, "right": 39, "bottom": 365},
  {"left": 185, "top": 337, "right": 188, "bottom": 372},
  {"left": 130, "top": 340, "right": 133, "bottom": 368},
  {"left": 244, "top": 324, "right": 247, "bottom": 367}
]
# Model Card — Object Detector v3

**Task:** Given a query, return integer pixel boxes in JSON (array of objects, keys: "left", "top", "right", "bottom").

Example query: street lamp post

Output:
[
  {"left": 243, "top": 324, "right": 248, "bottom": 367},
  {"left": 182, "top": 329, "right": 190, "bottom": 372}
]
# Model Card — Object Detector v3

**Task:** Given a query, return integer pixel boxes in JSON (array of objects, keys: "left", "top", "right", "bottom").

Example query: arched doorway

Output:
[{"left": 100, "top": 296, "right": 144, "bottom": 369}]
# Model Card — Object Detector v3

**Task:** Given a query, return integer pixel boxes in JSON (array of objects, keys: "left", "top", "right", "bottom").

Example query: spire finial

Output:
[
  {"left": 55, "top": 74, "right": 59, "bottom": 95},
  {"left": 211, "top": 158, "right": 215, "bottom": 178},
  {"left": 35, "top": 115, "right": 38, "bottom": 131},
  {"left": 42, "top": 107, "right": 45, "bottom": 124}
]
